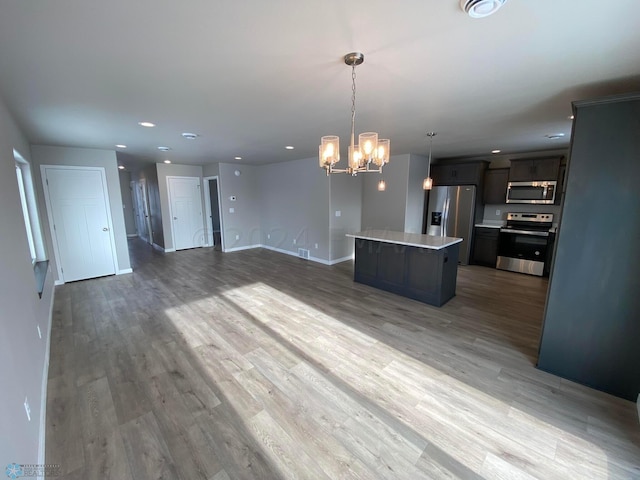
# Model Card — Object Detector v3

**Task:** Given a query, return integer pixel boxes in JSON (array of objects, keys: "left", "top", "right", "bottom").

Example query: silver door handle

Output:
[{"left": 103, "top": 227, "right": 109, "bottom": 231}]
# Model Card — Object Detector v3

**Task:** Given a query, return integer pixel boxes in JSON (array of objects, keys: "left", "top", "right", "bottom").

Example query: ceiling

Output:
[{"left": 0, "top": 0, "right": 639, "bottom": 169}]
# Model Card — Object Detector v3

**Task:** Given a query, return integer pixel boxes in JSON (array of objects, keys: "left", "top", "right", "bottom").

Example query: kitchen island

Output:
[{"left": 346, "top": 230, "right": 462, "bottom": 307}]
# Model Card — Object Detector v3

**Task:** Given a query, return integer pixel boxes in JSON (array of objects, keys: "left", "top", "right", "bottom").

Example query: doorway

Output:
[
  {"left": 132, "top": 179, "right": 153, "bottom": 245},
  {"left": 41, "top": 165, "right": 117, "bottom": 282},
  {"left": 203, "top": 176, "right": 223, "bottom": 251}
]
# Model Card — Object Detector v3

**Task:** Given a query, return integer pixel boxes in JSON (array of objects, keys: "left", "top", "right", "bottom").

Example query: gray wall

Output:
[
  {"left": 218, "top": 163, "right": 262, "bottom": 250},
  {"left": 156, "top": 163, "right": 206, "bottom": 252},
  {"left": 405, "top": 154, "right": 429, "bottom": 233},
  {"left": 361, "top": 154, "right": 411, "bottom": 231},
  {"left": 259, "top": 157, "right": 331, "bottom": 261},
  {"left": 31, "top": 145, "right": 132, "bottom": 279},
  {"left": 0, "top": 97, "right": 55, "bottom": 467},
  {"left": 329, "top": 172, "right": 362, "bottom": 262},
  {"left": 119, "top": 169, "right": 136, "bottom": 235}
]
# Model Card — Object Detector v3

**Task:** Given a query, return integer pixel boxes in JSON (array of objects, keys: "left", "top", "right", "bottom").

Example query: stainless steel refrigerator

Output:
[{"left": 425, "top": 185, "right": 476, "bottom": 265}]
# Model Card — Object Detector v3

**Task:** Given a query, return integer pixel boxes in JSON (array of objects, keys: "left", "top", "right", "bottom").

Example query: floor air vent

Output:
[{"left": 298, "top": 248, "right": 310, "bottom": 260}]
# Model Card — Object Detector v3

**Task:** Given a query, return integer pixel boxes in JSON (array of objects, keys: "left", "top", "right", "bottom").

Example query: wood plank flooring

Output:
[{"left": 45, "top": 238, "right": 640, "bottom": 479}]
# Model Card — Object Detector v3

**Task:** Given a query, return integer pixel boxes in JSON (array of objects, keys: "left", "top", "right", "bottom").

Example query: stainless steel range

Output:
[{"left": 497, "top": 212, "right": 554, "bottom": 276}]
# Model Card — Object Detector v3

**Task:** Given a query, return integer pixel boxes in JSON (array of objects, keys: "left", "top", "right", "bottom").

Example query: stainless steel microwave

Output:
[{"left": 506, "top": 181, "right": 557, "bottom": 204}]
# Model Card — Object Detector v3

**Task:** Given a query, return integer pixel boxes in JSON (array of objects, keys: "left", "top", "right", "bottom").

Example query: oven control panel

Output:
[{"left": 506, "top": 212, "right": 554, "bottom": 223}]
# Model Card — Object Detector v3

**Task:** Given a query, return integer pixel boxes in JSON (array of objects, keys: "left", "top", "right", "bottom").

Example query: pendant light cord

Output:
[
  {"left": 350, "top": 63, "right": 357, "bottom": 149},
  {"left": 427, "top": 133, "right": 434, "bottom": 177}
]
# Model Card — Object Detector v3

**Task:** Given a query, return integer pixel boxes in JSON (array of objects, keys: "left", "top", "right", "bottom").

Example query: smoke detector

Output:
[{"left": 460, "top": 0, "right": 508, "bottom": 18}]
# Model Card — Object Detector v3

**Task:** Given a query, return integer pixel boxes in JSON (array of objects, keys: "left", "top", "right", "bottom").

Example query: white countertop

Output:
[
  {"left": 346, "top": 230, "right": 463, "bottom": 250},
  {"left": 474, "top": 221, "right": 505, "bottom": 229}
]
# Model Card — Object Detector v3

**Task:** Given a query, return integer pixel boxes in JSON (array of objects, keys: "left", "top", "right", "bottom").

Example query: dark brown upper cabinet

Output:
[
  {"left": 431, "top": 162, "right": 487, "bottom": 186},
  {"left": 482, "top": 168, "right": 509, "bottom": 204},
  {"left": 508, "top": 157, "right": 561, "bottom": 182}
]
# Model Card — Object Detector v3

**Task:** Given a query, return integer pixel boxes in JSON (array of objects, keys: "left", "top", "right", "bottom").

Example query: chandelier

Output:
[{"left": 319, "top": 52, "right": 390, "bottom": 176}]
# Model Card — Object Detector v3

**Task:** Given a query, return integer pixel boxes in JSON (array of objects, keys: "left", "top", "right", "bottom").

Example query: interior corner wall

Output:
[
  {"left": 258, "top": 157, "right": 331, "bottom": 261},
  {"left": 203, "top": 162, "right": 219, "bottom": 177},
  {"left": 30, "top": 145, "right": 132, "bottom": 278},
  {"left": 405, "top": 154, "right": 429, "bottom": 234},
  {"left": 218, "top": 163, "right": 262, "bottom": 251},
  {"left": 155, "top": 163, "right": 205, "bottom": 251},
  {"left": 361, "top": 154, "right": 411, "bottom": 232},
  {"left": 329, "top": 172, "right": 361, "bottom": 262},
  {"left": 0, "top": 97, "right": 55, "bottom": 468}
]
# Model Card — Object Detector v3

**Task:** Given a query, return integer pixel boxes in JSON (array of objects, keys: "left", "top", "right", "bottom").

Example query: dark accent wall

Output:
[{"left": 537, "top": 93, "right": 640, "bottom": 401}]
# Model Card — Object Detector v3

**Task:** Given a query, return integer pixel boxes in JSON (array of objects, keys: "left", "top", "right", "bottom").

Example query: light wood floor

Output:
[{"left": 46, "top": 238, "right": 640, "bottom": 479}]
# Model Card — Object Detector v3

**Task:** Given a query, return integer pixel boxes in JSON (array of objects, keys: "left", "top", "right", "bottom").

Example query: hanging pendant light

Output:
[
  {"left": 319, "top": 52, "right": 390, "bottom": 176},
  {"left": 423, "top": 132, "right": 437, "bottom": 191},
  {"left": 377, "top": 179, "right": 386, "bottom": 191}
]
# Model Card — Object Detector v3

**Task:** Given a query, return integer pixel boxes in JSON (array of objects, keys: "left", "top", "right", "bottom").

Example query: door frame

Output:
[
  {"left": 41, "top": 165, "right": 118, "bottom": 284},
  {"left": 166, "top": 175, "right": 205, "bottom": 251},
  {"left": 203, "top": 175, "right": 225, "bottom": 251}
]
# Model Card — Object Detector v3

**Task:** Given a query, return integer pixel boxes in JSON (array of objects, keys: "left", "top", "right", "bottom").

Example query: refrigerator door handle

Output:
[{"left": 443, "top": 195, "right": 450, "bottom": 237}]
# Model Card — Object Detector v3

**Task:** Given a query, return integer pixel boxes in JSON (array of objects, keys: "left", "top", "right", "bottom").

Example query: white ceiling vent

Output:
[{"left": 460, "top": 0, "right": 508, "bottom": 18}]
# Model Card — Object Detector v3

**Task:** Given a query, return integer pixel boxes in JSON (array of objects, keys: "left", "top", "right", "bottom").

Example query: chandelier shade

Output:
[{"left": 320, "top": 52, "right": 390, "bottom": 177}]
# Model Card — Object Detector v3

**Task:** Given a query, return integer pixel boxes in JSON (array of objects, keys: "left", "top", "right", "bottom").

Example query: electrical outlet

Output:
[
  {"left": 267, "top": 234, "right": 270, "bottom": 239},
  {"left": 229, "top": 207, "right": 235, "bottom": 213},
  {"left": 235, "top": 234, "right": 239, "bottom": 240},
  {"left": 24, "top": 397, "right": 31, "bottom": 421},
  {"left": 335, "top": 210, "right": 341, "bottom": 217},
  {"left": 293, "top": 239, "right": 296, "bottom": 245},
  {"left": 315, "top": 243, "right": 318, "bottom": 249},
  {"left": 496, "top": 209, "right": 501, "bottom": 216},
  {"left": 37, "top": 324, "right": 42, "bottom": 339}
]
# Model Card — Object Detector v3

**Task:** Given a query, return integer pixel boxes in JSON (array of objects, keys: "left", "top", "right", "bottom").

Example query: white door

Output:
[
  {"left": 43, "top": 166, "right": 117, "bottom": 282},
  {"left": 167, "top": 176, "right": 203, "bottom": 250}
]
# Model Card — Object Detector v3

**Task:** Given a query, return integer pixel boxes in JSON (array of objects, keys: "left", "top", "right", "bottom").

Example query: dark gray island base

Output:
[{"left": 347, "top": 231, "right": 462, "bottom": 307}]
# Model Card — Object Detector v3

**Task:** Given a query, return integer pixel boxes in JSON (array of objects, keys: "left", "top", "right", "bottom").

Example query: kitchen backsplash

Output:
[{"left": 483, "top": 203, "right": 561, "bottom": 222}]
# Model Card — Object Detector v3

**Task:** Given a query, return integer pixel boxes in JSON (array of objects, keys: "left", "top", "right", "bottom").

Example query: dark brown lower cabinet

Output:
[{"left": 472, "top": 227, "right": 499, "bottom": 267}]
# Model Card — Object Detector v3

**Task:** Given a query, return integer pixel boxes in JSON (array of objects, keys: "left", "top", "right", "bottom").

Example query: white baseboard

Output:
[
  {"left": 54, "top": 279, "right": 64, "bottom": 286},
  {"left": 164, "top": 248, "right": 176, "bottom": 253},
  {"left": 126, "top": 233, "right": 137, "bottom": 238},
  {"left": 224, "top": 244, "right": 261, "bottom": 253},
  {"left": 261, "top": 244, "right": 344, "bottom": 266},
  {"left": 152, "top": 243, "right": 164, "bottom": 252},
  {"left": 116, "top": 268, "right": 133, "bottom": 275},
  {"left": 38, "top": 284, "right": 56, "bottom": 465},
  {"left": 327, "top": 254, "right": 354, "bottom": 265}
]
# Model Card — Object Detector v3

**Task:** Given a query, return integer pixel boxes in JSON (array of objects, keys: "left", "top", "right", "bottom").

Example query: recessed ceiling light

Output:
[
  {"left": 138, "top": 121, "right": 156, "bottom": 128},
  {"left": 285, "top": 146, "right": 294, "bottom": 150},
  {"left": 234, "top": 156, "right": 242, "bottom": 160},
  {"left": 181, "top": 133, "right": 198, "bottom": 140},
  {"left": 157, "top": 146, "right": 171, "bottom": 151},
  {"left": 115, "top": 144, "right": 127, "bottom": 149},
  {"left": 491, "top": 149, "right": 501, "bottom": 154},
  {"left": 545, "top": 133, "right": 566, "bottom": 140},
  {"left": 118, "top": 165, "right": 125, "bottom": 170},
  {"left": 164, "top": 159, "right": 171, "bottom": 164}
]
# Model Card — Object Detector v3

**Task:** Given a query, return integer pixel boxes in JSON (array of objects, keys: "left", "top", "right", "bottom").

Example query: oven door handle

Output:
[{"left": 500, "top": 228, "right": 549, "bottom": 237}]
